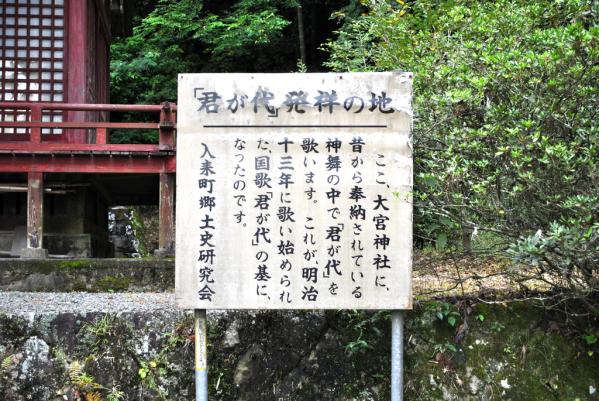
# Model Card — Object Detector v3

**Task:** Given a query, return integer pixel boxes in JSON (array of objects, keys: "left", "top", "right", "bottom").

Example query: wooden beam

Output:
[
  {"left": 0, "top": 143, "right": 167, "bottom": 152},
  {"left": 0, "top": 121, "right": 158, "bottom": 129},
  {"left": 0, "top": 155, "right": 176, "bottom": 174},
  {"left": 0, "top": 102, "right": 176, "bottom": 112},
  {"left": 0, "top": 185, "right": 71, "bottom": 194}
]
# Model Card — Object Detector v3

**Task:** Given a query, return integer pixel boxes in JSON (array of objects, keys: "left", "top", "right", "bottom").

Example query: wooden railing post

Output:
[
  {"left": 159, "top": 101, "right": 176, "bottom": 150},
  {"left": 96, "top": 127, "right": 107, "bottom": 144},
  {"left": 30, "top": 105, "right": 42, "bottom": 143}
]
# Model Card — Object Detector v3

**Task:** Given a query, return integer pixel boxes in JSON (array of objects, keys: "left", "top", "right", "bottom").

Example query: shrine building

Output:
[{"left": 0, "top": 0, "right": 176, "bottom": 258}]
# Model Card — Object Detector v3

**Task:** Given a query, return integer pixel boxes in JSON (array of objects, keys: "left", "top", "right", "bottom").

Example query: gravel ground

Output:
[
  {"left": 0, "top": 292, "right": 176, "bottom": 315},
  {"left": 0, "top": 254, "right": 519, "bottom": 316}
]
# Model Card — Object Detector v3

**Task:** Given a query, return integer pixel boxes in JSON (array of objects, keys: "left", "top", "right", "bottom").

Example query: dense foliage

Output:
[
  {"left": 111, "top": 0, "right": 289, "bottom": 106},
  {"left": 110, "top": 0, "right": 358, "bottom": 104},
  {"left": 109, "top": 0, "right": 355, "bottom": 142},
  {"left": 325, "top": 0, "right": 599, "bottom": 308}
]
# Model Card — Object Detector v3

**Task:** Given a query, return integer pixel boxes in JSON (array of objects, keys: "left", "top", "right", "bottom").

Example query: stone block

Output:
[{"left": 20, "top": 247, "right": 48, "bottom": 259}]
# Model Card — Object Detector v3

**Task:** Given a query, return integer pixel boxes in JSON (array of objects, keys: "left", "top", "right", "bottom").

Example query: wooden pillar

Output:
[
  {"left": 155, "top": 172, "right": 175, "bottom": 257},
  {"left": 66, "top": 0, "right": 89, "bottom": 143},
  {"left": 22, "top": 172, "right": 48, "bottom": 258}
]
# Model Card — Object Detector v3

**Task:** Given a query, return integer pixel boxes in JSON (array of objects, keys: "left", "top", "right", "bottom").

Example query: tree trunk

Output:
[{"left": 297, "top": 3, "right": 306, "bottom": 66}]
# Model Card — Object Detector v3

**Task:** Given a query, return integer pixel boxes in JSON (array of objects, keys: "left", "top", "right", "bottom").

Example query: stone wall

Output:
[
  {"left": 1, "top": 296, "right": 597, "bottom": 401},
  {"left": 0, "top": 259, "right": 173, "bottom": 292}
]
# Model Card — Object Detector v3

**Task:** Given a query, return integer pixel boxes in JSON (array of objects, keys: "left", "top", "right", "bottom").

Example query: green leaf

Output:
[
  {"left": 436, "top": 233, "right": 448, "bottom": 250},
  {"left": 446, "top": 343, "right": 458, "bottom": 352},
  {"left": 583, "top": 334, "right": 598, "bottom": 345}
]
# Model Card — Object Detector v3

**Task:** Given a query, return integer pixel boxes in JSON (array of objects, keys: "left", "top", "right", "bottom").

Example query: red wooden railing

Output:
[{"left": 0, "top": 102, "right": 176, "bottom": 152}]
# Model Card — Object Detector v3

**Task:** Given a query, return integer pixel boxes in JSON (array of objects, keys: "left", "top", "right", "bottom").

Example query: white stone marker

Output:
[{"left": 176, "top": 72, "right": 412, "bottom": 310}]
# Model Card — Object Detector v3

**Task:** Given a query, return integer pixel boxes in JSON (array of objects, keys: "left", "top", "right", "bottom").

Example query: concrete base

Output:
[
  {"left": 153, "top": 246, "right": 175, "bottom": 258},
  {"left": 20, "top": 247, "right": 48, "bottom": 259}
]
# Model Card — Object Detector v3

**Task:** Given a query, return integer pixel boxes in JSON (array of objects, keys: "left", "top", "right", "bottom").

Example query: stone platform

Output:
[{"left": 0, "top": 258, "right": 173, "bottom": 292}]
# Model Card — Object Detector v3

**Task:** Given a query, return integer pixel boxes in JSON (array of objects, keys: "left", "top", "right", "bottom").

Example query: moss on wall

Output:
[
  {"left": 0, "top": 301, "right": 597, "bottom": 401},
  {"left": 0, "top": 259, "right": 174, "bottom": 292}
]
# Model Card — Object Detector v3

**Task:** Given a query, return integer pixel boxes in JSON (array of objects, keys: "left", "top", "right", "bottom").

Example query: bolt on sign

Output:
[{"left": 176, "top": 72, "right": 413, "bottom": 310}]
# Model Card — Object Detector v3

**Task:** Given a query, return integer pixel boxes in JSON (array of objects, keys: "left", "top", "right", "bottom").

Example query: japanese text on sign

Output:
[{"left": 176, "top": 72, "right": 413, "bottom": 310}]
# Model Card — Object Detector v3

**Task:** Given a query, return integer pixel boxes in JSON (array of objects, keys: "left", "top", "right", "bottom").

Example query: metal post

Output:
[
  {"left": 391, "top": 310, "right": 404, "bottom": 401},
  {"left": 195, "top": 309, "right": 208, "bottom": 401}
]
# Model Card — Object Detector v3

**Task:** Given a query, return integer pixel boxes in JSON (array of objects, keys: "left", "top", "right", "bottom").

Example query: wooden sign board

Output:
[{"left": 176, "top": 72, "right": 412, "bottom": 310}]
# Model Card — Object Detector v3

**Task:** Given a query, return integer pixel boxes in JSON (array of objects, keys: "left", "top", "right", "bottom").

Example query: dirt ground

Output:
[{"left": 413, "top": 252, "right": 522, "bottom": 298}]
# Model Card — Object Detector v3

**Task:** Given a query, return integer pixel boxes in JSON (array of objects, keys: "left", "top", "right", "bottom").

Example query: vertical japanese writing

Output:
[
  {"left": 197, "top": 143, "right": 217, "bottom": 302},
  {"left": 277, "top": 137, "right": 296, "bottom": 304},
  {"left": 373, "top": 152, "right": 391, "bottom": 293},
  {"left": 253, "top": 138, "right": 273, "bottom": 301},
  {"left": 301, "top": 137, "right": 319, "bottom": 302},
  {"left": 233, "top": 138, "right": 247, "bottom": 226},
  {"left": 322, "top": 137, "right": 343, "bottom": 300},
  {"left": 349, "top": 137, "right": 366, "bottom": 299}
]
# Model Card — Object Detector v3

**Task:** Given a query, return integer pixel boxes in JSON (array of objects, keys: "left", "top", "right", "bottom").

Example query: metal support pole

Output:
[
  {"left": 391, "top": 310, "right": 404, "bottom": 401},
  {"left": 195, "top": 309, "right": 208, "bottom": 401}
]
